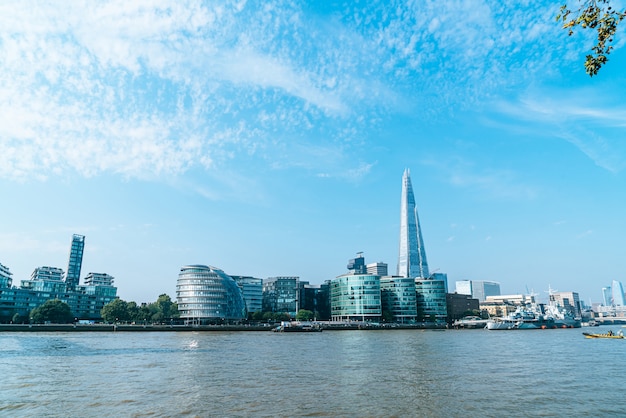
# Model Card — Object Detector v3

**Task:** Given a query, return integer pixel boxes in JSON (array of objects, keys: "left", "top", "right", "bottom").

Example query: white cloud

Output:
[
  {"left": 0, "top": 1, "right": 601, "bottom": 182},
  {"left": 493, "top": 92, "right": 626, "bottom": 174}
]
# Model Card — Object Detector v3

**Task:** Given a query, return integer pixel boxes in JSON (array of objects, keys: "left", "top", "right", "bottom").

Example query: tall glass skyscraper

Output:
[
  {"left": 65, "top": 234, "right": 85, "bottom": 289},
  {"left": 612, "top": 280, "right": 626, "bottom": 306},
  {"left": 397, "top": 169, "right": 429, "bottom": 278}
]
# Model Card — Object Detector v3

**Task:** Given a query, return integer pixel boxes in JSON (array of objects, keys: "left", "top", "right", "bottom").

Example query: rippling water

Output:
[{"left": 1, "top": 327, "right": 624, "bottom": 417}]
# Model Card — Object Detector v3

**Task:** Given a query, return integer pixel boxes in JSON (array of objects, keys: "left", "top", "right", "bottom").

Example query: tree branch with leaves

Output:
[{"left": 557, "top": 0, "right": 625, "bottom": 76}]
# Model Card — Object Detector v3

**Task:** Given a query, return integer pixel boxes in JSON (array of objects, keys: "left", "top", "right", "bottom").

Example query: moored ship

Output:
[{"left": 486, "top": 305, "right": 555, "bottom": 330}]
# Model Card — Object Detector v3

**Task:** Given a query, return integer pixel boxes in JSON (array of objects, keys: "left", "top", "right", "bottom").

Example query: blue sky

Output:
[{"left": 1, "top": 1, "right": 625, "bottom": 304}]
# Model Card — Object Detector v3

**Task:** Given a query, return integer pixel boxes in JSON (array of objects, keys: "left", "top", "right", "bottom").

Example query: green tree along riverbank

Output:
[
  {"left": 29, "top": 299, "right": 74, "bottom": 324},
  {"left": 101, "top": 294, "right": 179, "bottom": 324}
]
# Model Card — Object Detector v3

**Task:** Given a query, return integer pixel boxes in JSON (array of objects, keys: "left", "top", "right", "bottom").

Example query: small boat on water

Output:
[
  {"left": 273, "top": 321, "right": 323, "bottom": 333},
  {"left": 453, "top": 316, "right": 490, "bottom": 329},
  {"left": 583, "top": 331, "right": 624, "bottom": 339}
]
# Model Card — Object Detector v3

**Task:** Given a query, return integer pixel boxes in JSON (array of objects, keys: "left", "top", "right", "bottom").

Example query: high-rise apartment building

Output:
[
  {"left": 397, "top": 169, "right": 429, "bottom": 278},
  {"left": 0, "top": 235, "right": 117, "bottom": 322},
  {"left": 65, "top": 234, "right": 85, "bottom": 289}
]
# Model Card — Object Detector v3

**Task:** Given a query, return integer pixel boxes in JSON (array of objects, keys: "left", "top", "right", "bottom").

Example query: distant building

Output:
[
  {"left": 485, "top": 294, "right": 534, "bottom": 305},
  {"left": 455, "top": 280, "right": 501, "bottom": 302},
  {"left": 602, "top": 286, "right": 612, "bottom": 306},
  {"left": 367, "top": 262, "right": 388, "bottom": 276},
  {"left": 232, "top": 276, "right": 263, "bottom": 314},
  {"left": 176, "top": 265, "right": 246, "bottom": 324},
  {"left": 480, "top": 300, "right": 518, "bottom": 318},
  {"left": 446, "top": 293, "right": 480, "bottom": 322},
  {"left": 331, "top": 253, "right": 381, "bottom": 322},
  {"left": 263, "top": 276, "right": 299, "bottom": 317},
  {"left": 612, "top": 280, "right": 625, "bottom": 306},
  {"left": 397, "top": 169, "right": 429, "bottom": 278},
  {"left": 549, "top": 291, "right": 581, "bottom": 317}
]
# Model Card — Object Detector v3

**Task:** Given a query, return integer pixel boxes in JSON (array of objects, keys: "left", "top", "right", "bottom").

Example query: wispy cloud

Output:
[
  {"left": 0, "top": 1, "right": 595, "bottom": 182},
  {"left": 493, "top": 92, "right": 626, "bottom": 174},
  {"left": 423, "top": 155, "right": 538, "bottom": 200}
]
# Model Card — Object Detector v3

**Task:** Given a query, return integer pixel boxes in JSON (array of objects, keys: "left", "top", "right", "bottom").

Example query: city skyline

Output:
[{"left": 1, "top": 2, "right": 626, "bottom": 304}]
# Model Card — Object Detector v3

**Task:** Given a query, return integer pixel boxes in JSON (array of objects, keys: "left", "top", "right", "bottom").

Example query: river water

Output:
[{"left": 1, "top": 327, "right": 624, "bottom": 417}]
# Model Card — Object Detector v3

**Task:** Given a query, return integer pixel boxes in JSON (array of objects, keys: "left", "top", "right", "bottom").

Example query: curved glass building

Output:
[
  {"left": 331, "top": 274, "right": 381, "bottom": 322},
  {"left": 176, "top": 265, "right": 246, "bottom": 324}
]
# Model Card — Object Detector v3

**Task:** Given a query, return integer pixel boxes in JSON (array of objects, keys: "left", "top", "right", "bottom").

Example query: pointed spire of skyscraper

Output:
[{"left": 397, "top": 169, "right": 429, "bottom": 278}]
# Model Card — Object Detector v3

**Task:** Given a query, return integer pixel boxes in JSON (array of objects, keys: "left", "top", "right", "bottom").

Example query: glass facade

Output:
[
  {"left": 65, "top": 234, "right": 85, "bottom": 289},
  {"left": 176, "top": 265, "right": 246, "bottom": 323},
  {"left": 380, "top": 276, "right": 417, "bottom": 322},
  {"left": 397, "top": 169, "right": 429, "bottom": 279},
  {"left": 232, "top": 276, "right": 263, "bottom": 313},
  {"left": 612, "top": 280, "right": 625, "bottom": 306},
  {"left": 455, "top": 280, "right": 501, "bottom": 302},
  {"left": 262, "top": 276, "right": 299, "bottom": 316},
  {"left": 330, "top": 274, "right": 381, "bottom": 322},
  {"left": 415, "top": 277, "right": 448, "bottom": 322},
  {"left": 0, "top": 262, "right": 12, "bottom": 288}
]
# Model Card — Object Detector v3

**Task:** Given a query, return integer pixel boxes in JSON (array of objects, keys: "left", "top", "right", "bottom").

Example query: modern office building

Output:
[
  {"left": 298, "top": 281, "right": 331, "bottom": 320},
  {"left": 397, "top": 169, "right": 429, "bottom": 279},
  {"left": 380, "top": 276, "right": 417, "bottom": 323},
  {"left": 262, "top": 276, "right": 300, "bottom": 317},
  {"left": 176, "top": 265, "right": 246, "bottom": 324},
  {"left": 331, "top": 254, "right": 382, "bottom": 322},
  {"left": 455, "top": 280, "right": 501, "bottom": 302},
  {"left": 446, "top": 293, "right": 480, "bottom": 322},
  {"left": 64, "top": 234, "right": 85, "bottom": 290},
  {"left": 415, "top": 273, "right": 448, "bottom": 322},
  {"left": 232, "top": 275, "right": 263, "bottom": 314}
]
